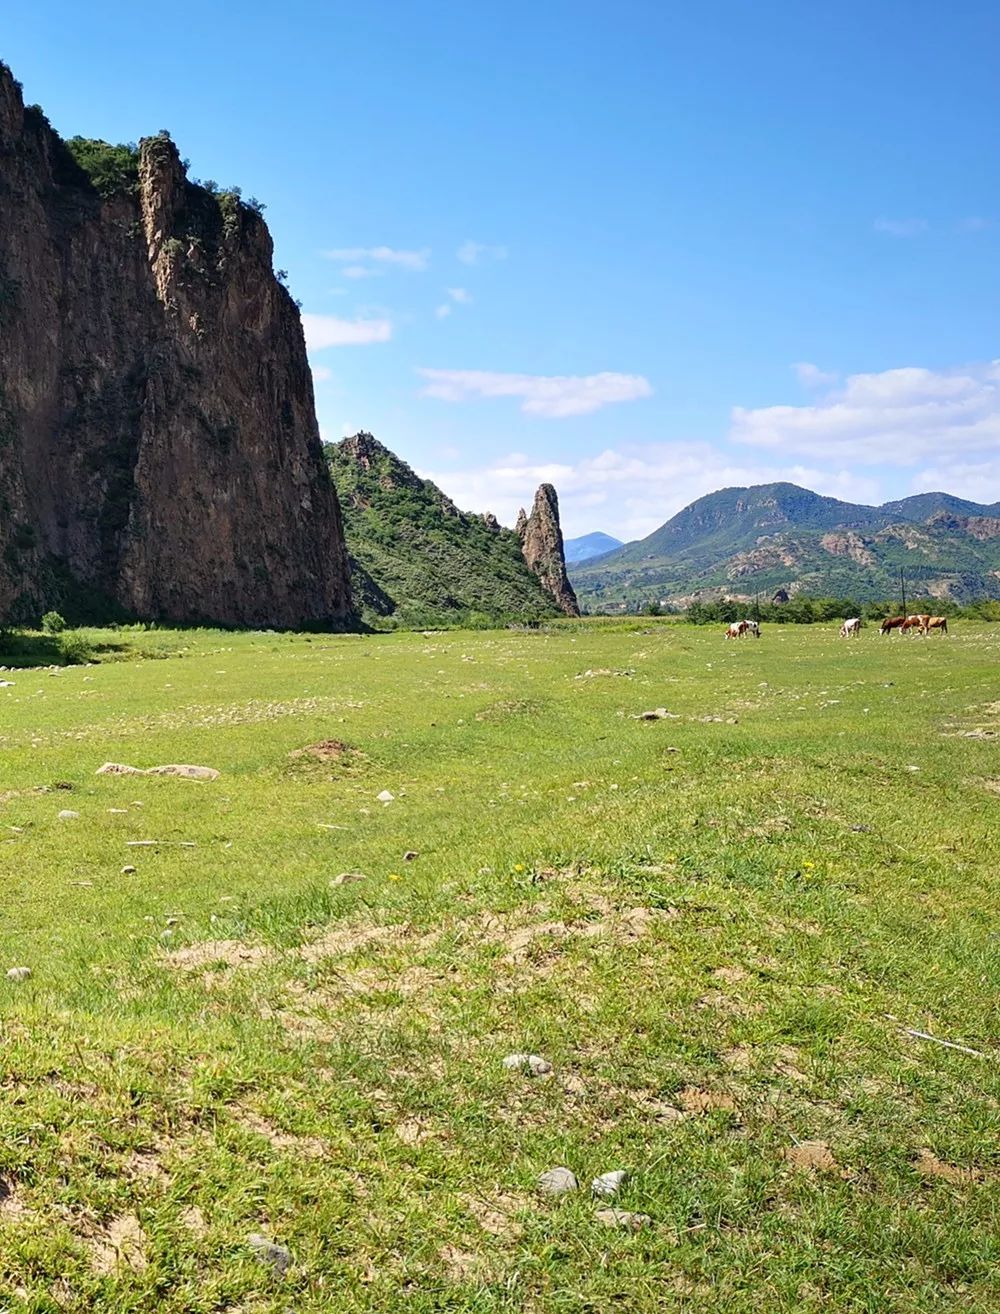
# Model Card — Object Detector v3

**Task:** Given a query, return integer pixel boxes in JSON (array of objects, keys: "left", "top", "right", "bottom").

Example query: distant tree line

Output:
[{"left": 683, "top": 596, "right": 1000, "bottom": 625}]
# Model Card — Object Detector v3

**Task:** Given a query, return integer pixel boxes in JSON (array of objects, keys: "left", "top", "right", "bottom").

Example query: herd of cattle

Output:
[{"left": 724, "top": 614, "right": 949, "bottom": 640}]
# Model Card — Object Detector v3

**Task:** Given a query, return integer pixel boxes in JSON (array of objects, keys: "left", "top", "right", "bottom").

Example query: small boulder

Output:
[
  {"left": 591, "top": 1170, "right": 629, "bottom": 1198},
  {"left": 247, "top": 1232, "right": 292, "bottom": 1276},
  {"left": 6, "top": 967, "right": 31, "bottom": 982},
  {"left": 538, "top": 1167, "right": 578, "bottom": 1196},
  {"left": 502, "top": 1053, "right": 552, "bottom": 1077},
  {"left": 595, "top": 1208, "right": 651, "bottom": 1230},
  {"left": 330, "top": 872, "right": 366, "bottom": 886},
  {"left": 376, "top": 790, "right": 395, "bottom": 804},
  {"left": 57, "top": 809, "right": 79, "bottom": 820}
]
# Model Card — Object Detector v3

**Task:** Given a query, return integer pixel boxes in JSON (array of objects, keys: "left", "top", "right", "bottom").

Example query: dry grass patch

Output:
[
  {"left": 83, "top": 1213, "right": 148, "bottom": 1274},
  {"left": 783, "top": 1140, "right": 840, "bottom": 1173},
  {"left": 162, "top": 940, "right": 273, "bottom": 972}
]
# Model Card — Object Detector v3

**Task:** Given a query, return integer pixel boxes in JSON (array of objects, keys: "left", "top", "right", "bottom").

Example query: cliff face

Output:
[
  {"left": 0, "top": 65, "right": 352, "bottom": 627},
  {"left": 518, "top": 484, "right": 579, "bottom": 616},
  {"left": 326, "top": 433, "right": 560, "bottom": 625}
]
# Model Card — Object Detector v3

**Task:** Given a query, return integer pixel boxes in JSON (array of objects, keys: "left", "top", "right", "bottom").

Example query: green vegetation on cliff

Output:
[{"left": 327, "top": 432, "right": 559, "bottom": 626}]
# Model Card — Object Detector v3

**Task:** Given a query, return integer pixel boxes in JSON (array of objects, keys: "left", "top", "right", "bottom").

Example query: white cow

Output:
[{"left": 840, "top": 617, "right": 861, "bottom": 638}]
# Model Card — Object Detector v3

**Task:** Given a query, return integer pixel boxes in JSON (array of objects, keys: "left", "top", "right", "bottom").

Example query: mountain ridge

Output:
[{"left": 571, "top": 482, "right": 1000, "bottom": 608}]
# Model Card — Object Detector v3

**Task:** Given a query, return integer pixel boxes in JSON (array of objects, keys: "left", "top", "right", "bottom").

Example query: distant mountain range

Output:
[
  {"left": 569, "top": 483, "right": 1000, "bottom": 609},
  {"left": 563, "top": 531, "right": 624, "bottom": 563}
]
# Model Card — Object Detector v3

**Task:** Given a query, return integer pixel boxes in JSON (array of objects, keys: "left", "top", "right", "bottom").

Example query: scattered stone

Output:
[
  {"left": 330, "top": 871, "right": 366, "bottom": 886},
  {"left": 247, "top": 1232, "right": 292, "bottom": 1276},
  {"left": 6, "top": 967, "right": 31, "bottom": 982},
  {"left": 502, "top": 1053, "right": 552, "bottom": 1077},
  {"left": 538, "top": 1167, "right": 578, "bottom": 1196},
  {"left": 403, "top": 850, "right": 419, "bottom": 861},
  {"left": 851, "top": 825, "right": 871, "bottom": 833},
  {"left": 591, "top": 1170, "right": 629, "bottom": 1198},
  {"left": 147, "top": 764, "right": 220, "bottom": 781},
  {"left": 377, "top": 790, "right": 395, "bottom": 804},
  {"left": 634, "top": 708, "right": 677, "bottom": 721},
  {"left": 121, "top": 865, "right": 137, "bottom": 875},
  {"left": 97, "top": 762, "right": 219, "bottom": 781},
  {"left": 0, "top": 680, "right": 14, "bottom": 688},
  {"left": 57, "top": 809, "right": 79, "bottom": 820},
  {"left": 595, "top": 1208, "right": 651, "bottom": 1230}
]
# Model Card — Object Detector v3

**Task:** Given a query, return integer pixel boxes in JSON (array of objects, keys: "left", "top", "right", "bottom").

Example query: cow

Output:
[
  {"left": 840, "top": 617, "right": 861, "bottom": 638},
  {"left": 880, "top": 616, "right": 905, "bottom": 634},
  {"left": 901, "top": 614, "right": 930, "bottom": 634},
  {"left": 925, "top": 616, "right": 949, "bottom": 635},
  {"left": 725, "top": 620, "right": 748, "bottom": 639},
  {"left": 744, "top": 619, "right": 761, "bottom": 639}
]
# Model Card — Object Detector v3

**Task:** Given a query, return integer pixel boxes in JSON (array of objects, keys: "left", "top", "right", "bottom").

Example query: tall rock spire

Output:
[{"left": 518, "top": 484, "right": 579, "bottom": 616}]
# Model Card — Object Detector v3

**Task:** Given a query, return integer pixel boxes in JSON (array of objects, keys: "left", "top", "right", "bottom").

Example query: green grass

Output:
[{"left": 0, "top": 620, "right": 997, "bottom": 1311}]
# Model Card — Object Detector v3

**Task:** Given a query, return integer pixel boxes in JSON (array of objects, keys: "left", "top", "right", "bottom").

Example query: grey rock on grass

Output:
[
  {"left": 247, "top": 1232, "right": 293, "bottom": 1275},
  {"left": 538, "top": 1167, "right": 578, "bottom": 1195},
  {"left": 595, "top": 1208, "right": 652, "bottom": 1230},
  {"left": 6, "top": 967, "right": 31, "bottom": 982},
  {"left": 591, "top": 1169, "right": 629, "bottom": 1198},
  {"left": 503, "top": 1053, "right": 553, "bottom": 1076}
]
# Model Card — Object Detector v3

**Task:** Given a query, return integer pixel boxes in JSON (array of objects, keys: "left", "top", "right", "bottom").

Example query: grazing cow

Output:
[
  {"left": 901, "top": 614, "right": 929, "bottom": 634},
  {"left": 744, "top": 619, "right": 761, "bottom": 639},
  {"left": 925, "top": 615, "right": 948, "bottom": 635},
  {"left": 725, "top": 620, "right": 748, "bottom": 639},
  {"left": 880, "top": 616, "right": 905, "bottom": 634},
  {"left": 840, "top": 617, "right": 861, "bottom": 638}
]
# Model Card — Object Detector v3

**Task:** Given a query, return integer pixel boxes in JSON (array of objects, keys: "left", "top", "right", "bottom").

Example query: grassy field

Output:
[{"left": 0, "top": 618, "right": 997, "bottom": 1312}]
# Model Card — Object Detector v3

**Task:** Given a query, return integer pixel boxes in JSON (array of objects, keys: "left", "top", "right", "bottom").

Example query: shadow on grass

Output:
[{"left": 0, "top": 630, "right": 127, "bottom": 668}]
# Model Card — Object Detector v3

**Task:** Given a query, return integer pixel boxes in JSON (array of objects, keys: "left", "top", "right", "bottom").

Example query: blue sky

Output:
[{"left": 6, "top": 2, "right": 1000, "bottom": 539}]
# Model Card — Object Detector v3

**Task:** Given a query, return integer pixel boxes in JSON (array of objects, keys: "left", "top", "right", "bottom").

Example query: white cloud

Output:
[
  {"left": 957, "top": 216, "right": 995, "bottom": 233},
  {"left": 302, "top": 314, "right": 392, "bottom": 349},
  {"left": 341, "top": 264, "right": 382, "bottom": 279},
  {"left": 310, "top": 364, "right": 333, "bottom": 383},
  {"left": 323, "top": 246, "right": 430, "bottom": 271},
  {"left": 911, "top": 458, "right": 1000, "bottom": 504},
  {"left": 447, "top": 287, "right": 472, "bottom": 304},
  {"left": 417, "top": 368, "right": 653, "bottom": 418},
  {"left": 731, "top": 360, "right": 1000, "bottom": 464},
  {"left": 794, "top": 362, "right": 839, "bottom": 388},
  {"left": 457, "top": 240, "right": 508, "bottom": 265},
  {"left": 421, "top": 445, "right": 883, "bottom": 542},
  {"left": 873, "top": 217, "right": 928, "bottom": 237},
  {"left": 435, "top": 304, "right": 452, "bottom": 319}
]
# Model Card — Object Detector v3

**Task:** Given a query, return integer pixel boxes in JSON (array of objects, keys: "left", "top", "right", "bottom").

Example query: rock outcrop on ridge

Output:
[
  {"left": 517, "top": 484, "right": 580, "bottom": 616},
  {"left": 0, "top": 63, "right": 352, "bottom": 627}
]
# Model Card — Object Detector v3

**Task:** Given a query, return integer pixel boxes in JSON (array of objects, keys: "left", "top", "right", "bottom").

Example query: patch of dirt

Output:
[
  {"left": 677, "top": 1086, "right": 737, "bottom": 1114},
  {"left": 475, "top": 699, "right": 544, "bottom": 722},
  {"left": 0, "top": 1177, "right": 29, "bottom": 1217},
  {"left": 394, "top": 1117, "right": 435, "bottom": 1146},
  {"left": 464, "top": 1191, "right": 527, "bottom": 1238},
  {"left": 179, "top": 1205, "right": 208, "bottom": 1235},
  {"left": 84, "top": 1214, "right": 149, "bottom": 1274},
  {"left": 299, "top": 922, "right": 410, "bottom": 963},
  {"left": 712, "top": 965, "right": 748, "bottom": 984},
  {"left": 235, "top": 1109, "right": 327, "bottom": 1158},
  {"left": 783, "top": 1140, "right": 839, "bottom": 1173},
  {"left": 289, "top": 739, "right": 352, "bottom": 762},
  {"left": 439, "top": 1244, "right": 482, "bottom": 1280},
  {"left": 913, "top": 1150, "right": 980, "bottom": 1184},
  {"left": 124, "top": 1149, "right": 171, "bottom": 1183},
  {"left": 163, "top": 940, "right": 273, "bottom": 972}
]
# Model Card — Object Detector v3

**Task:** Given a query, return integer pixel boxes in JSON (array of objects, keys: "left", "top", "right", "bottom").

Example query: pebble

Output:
[
  {"left": 594, "top": 1208, "right": 652, "bottom": 1230},
  {"left": 591, "top": 1170, "right": 629, "bottom": 1198},
  {"left": 57, "top": 810, "right": 79, "bottom": 820},
  {"left": 403, "top": 850, "right": 419, "bottom": 861},
  {"left": 330, "top": 871, "right": 366, "bottom": 886},
  {"left": 502, "top": 1053, "right": 552, "bottom": 1077},
  {"left": 376, "top": 790, "right": 395, "bottom": 804},
  {"left": 538, "top": 1167, "right": 578, "bottom": 1196},
  {"left": 121, "top": 865, "right": 137, "bottom": 875},
  {"left": 6, "top": 967, "right": 31, "bottom": 982},
  {"left": 247, "top": 1232, "right": 292, "bottom": 1275}
]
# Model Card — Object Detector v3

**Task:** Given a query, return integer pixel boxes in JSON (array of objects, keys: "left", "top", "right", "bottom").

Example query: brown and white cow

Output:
[
  {"left": 901, "top": 614, "right": 930, "bottom": 634},
  {"left": 880, "top": 616, "right": 905, "bottom": 634},
  {"left": 725, "top": 620, "right": 748, "bottom": 639},
  {"left": 924, "top": 616, "right": 948, "bottom": 635},
  {"left": 840, "top": 617, "right": 861, "bottom": 638}
]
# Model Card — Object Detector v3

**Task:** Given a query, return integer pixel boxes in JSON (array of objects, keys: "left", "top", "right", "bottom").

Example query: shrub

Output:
[
  {"left": 41, "top": 611, "right": 67, "bottom": 634},
  {"left": 64, "top": 138, "right": 139, "bottom": 198}
]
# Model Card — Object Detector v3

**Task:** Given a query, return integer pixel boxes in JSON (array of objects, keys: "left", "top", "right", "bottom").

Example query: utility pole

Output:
[{"left": 900, "top": 567, "right": 907, "bottom": 617}]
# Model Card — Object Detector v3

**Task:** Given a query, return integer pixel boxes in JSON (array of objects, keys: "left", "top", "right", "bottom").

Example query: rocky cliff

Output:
[
  {"left": 517, "top": 484, "right": 579, "bottom": 616},
  {"left": 0, "top": 64, "right": 352, "bottom": 627},
  {"left": 327, "top": 433, "right": 560, "bottom": 625}
]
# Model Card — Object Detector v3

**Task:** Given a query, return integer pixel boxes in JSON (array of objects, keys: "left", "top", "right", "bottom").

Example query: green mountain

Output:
[
  {"left": 571, "top": 483, "right": 1000, "bottom": 609},
  {"left": 326, "top": 433, "right": 560, "bottom": 625}
]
